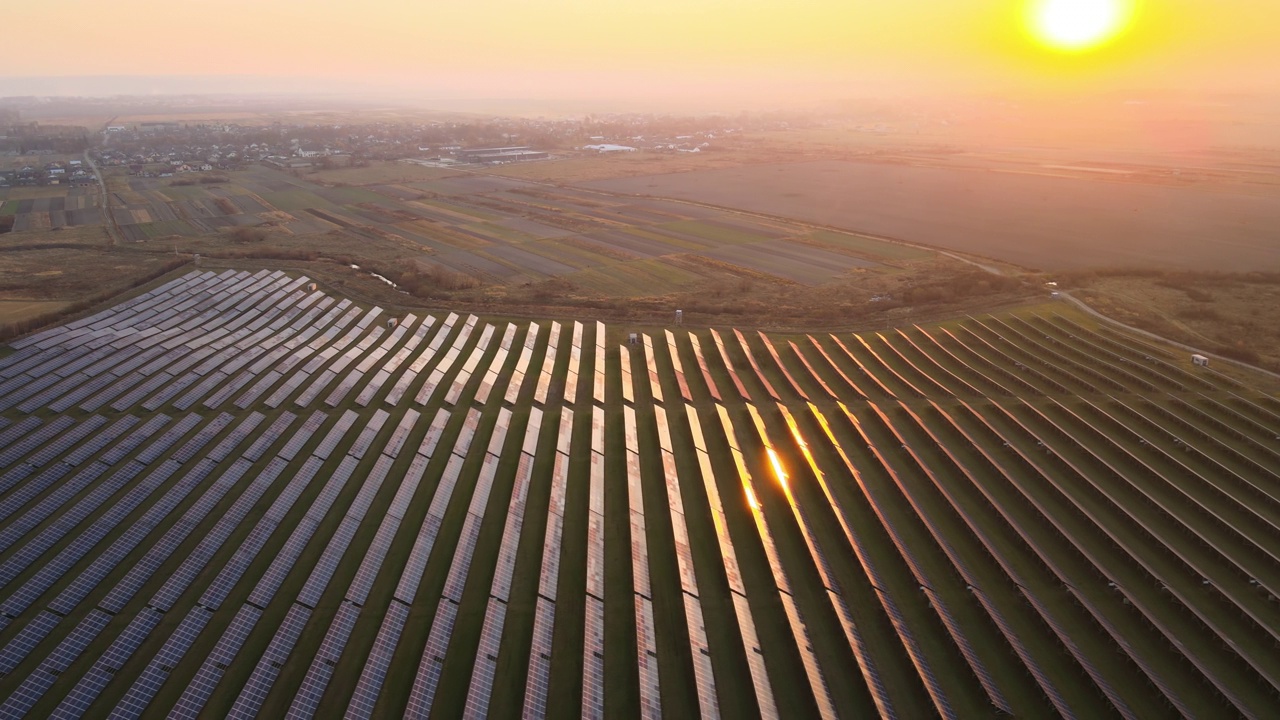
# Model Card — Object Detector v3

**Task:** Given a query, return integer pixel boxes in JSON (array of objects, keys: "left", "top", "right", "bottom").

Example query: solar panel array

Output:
[
  {"left": 402, "top": 407, "right": 506, "bottom": 719},
  {"left": 522, "top": 407, "right": 573, "bottom": 719},
  {"left": 651, "top": 403, "right": 719, "bottom": 718},
  {"left": 684, "top": 406, "right": 777, "bottom": 718},
  {"left": 532, "top": 320, "right": 562, "bottom": 406},
  {"left": 622, "top": 397, "right": 661, "bottom": 719},
  {"left": 462, "top": 407, "right": 542, "bottom": 717},
  {"left": 591, "top": 321, "right": 605, "bottom": 405},
  {"left": 582, "top": 404, "right": 606, "bottom": 720},
  {"left": 414, "top": 315, "right": 478, "bottom": 406},
  {"left": 714, "top": 404, "right": 839, "bottom": 720},
  {"left": 564, "top": 321, "right": 583, "bottom": 407},
  {"left": 3, "top": 268, "right": 1278, "bottom": 719}
]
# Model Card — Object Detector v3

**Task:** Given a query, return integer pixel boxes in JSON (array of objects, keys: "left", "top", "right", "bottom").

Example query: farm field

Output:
[
  {"left": 0, "top": 155, "right": 103, "bottom": 235},
  {"left": 0, "top": 268, "right": 1278, "bottom": 719},
  {"left": 0, "top": 187, "right": 103, "bottom": 234},
  {"left": 4, "top": 159, "right": 1026, "bottom": 340},
  {"left": 98, "top": 164, "right": 938, "bottom": 294},
  {"left": 584, "top": 160, "right": 1280, "bottom": 273}
]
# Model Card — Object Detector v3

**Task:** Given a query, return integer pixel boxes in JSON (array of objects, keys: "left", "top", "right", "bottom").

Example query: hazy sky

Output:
[{"left": 3, "top": 0, "right": 1277, "bottom": 105}]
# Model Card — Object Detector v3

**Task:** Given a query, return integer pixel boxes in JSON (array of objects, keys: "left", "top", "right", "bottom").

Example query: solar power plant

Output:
[{"left": 2, "top": 269, "right": 1280, "bottom": 720}]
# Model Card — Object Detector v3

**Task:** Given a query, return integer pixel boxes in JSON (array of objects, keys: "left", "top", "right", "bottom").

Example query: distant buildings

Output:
[
  {"left": 582, "top": 143, "right": 637, "bottom": 153},
  {"left": 453, "top": 146, "right": 548, "bottom": 163}
]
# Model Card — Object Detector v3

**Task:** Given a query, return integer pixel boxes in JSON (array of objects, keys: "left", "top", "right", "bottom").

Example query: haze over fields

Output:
[
  {"left": 588, "top": 160, "right": 1280, "bottom": 272},
  {"left": 2, "top": 0, "right": 1279, "bottom": 108}
]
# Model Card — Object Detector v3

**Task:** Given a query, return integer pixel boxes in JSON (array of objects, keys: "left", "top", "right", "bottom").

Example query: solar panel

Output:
[
  {"left": 533, "top": 322, "right": 562, "bottom": 406},
  {"left": 53, "top": 607, "right": 165, "bottom": 716},
  {"left": 312, "top": 410, "right": 359, "bottom": 459},
  {"left": 246, "top": 465, "right": 357, "bottom": 608},
  {"left": 0, "top": 416, "right": 77, "bottom": 469},
  {"left": 15, "top": 373, "right": 90, "bottom": 414},
  {"left": 402, "top": 600, "right": 458, "bottom": 720},
  {"left": 225, "top": 604, "right": 312, "bottom": 718},
  {"left": 441, "top": 517, "right": 483, "bottom": 604},
  {"left": 110, "top": 608, "right": 213, "bottom": 720},
  {"left": 581, "top": 596, "right": 606, "bottom": 720},
  {"left": 54, "top": 458, "right": 226, "bottom": 615},
  {"left": 347, "top": 408, "right": 390, "bottom": 459},
  {"left": 444, "top": 335, "right": 490, "bottom": 405},
  {"left": 149, "top": 458, "right": 282, "bottom": 611},
  {"left": 0, "top": 609, "right": 111, "bottom": 716},
  {"left": 584, "top": 510, "right": 605, "bottom": 601},
  {"left": 407, "top": 408, "right": 447, "bottom": 461},
  {"left": 474, "top": 343, "right": 511, "bottom": 405},
  {"left": 340, "top": 523, "right": 395, "bottom": 606},
  {"left": 634, "top": 596, "right": 662, "bottom": 718},
  {"left": 382, "top": 408, "right": 421, "bottom": 459},
  {"left": 0, "top": 462, "right": 104, "bottom": 554},
  {"left": 345, "top": 600, "right": 411, "bottom": 719},
  {"left": 0, "top": 412, "right": 44, "bottom": 445},
  {"left": 414, "top": 319, "right": 478, "bottom": 405},
  {"left": 521, "top": 597, "right": 556, "bottom": 719},
  {"left": 190, "top": 606, "right": 257, "bottom": 698},
  {"left": 345, "top": 455, "right": 394, "bottom": 521},
  {"left": 286, "top": 601, "right": 363, "bottom": 719},
  {"left": 0, "top": 611, "right": 60, "bottom": 675},
  {"left": 619, "top": 347, "right": 635, "bottom": 404},
  {"left": 0, "top": 451, "right": 181, "bottom": 595}
]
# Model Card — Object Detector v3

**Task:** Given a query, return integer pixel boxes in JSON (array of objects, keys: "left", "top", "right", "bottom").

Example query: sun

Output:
[{"left": 1028, "top": 0, "right": 1133, "bottom": 53}]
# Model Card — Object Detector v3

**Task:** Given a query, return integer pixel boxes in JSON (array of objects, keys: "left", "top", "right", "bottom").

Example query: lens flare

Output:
[{"left": 1029, "top": 0, "right": 1134, "bottom": 53}]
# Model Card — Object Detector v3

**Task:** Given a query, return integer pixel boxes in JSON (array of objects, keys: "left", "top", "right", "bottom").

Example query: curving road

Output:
[{"left": 1058, "top": 289, "right": 1280, "bottom": 382}]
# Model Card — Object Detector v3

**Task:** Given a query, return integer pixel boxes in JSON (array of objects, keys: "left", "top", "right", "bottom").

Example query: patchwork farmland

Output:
[
  {"left": 0, "top": 187, "right": 103, "bottom": 234},
  {"left": 102, "top": 165, "right": 927, "bottom": 292},
  {"left": 0, "top": 268, "right": 1277, "bottom": 719}
]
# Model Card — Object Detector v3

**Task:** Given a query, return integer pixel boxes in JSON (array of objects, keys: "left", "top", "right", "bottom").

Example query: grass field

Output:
[
  {"left": 65, "top": 162, "right": 998, "bottom": 329},
  {"left": 1066, "top": 271, "right": 1280, "bottom": 373},
  {"left": 0, "top": 267, "right": 1277, "bottom": 720},
  {"left": 0, "top": 300, "right": 69, "bottom": 324},
  {"left": 584, "top": 159, "right": 1280, "bottom": 272},
  {"left": 805, "top": 230, "right": 933, "bottom": 262},
  {"left": 657, "top": 219, "right": 772, "bottom": 245}
]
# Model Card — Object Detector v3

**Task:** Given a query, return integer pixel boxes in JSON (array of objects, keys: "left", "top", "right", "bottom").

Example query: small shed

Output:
[
  {"left": 1191, "top": 354, "right": 1209, "bottom": 367},
  {"left": 387, "top": 317, "right": 398, "bottom": 328}
]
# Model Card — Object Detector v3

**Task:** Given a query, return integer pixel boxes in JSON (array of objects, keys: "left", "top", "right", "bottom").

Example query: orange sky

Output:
[{"left": 2, "top": 0, "right": 1277, "bottom": 104}]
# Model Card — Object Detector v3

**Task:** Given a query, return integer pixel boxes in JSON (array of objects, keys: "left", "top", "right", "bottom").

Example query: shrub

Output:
[{"left": 227, "top": 227, "right": 267, "bottom": 244}]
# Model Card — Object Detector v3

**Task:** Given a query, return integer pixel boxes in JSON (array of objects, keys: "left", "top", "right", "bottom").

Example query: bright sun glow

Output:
[{"left": 1030, "top": 0, "right": 1132, "bottom": 52}]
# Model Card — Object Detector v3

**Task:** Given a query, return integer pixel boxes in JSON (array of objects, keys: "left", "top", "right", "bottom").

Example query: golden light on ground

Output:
[{"left": 1028, "top": 0, "right": 1135, "bottom": 53}]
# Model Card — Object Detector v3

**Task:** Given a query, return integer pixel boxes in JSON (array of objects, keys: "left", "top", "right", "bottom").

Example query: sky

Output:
[{"left": 2, "top": 0, "right": 1277, "bottom": 107}]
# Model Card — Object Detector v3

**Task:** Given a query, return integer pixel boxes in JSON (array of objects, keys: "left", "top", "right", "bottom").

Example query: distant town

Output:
[{"left": 1, "top": 102, "right": 818, "bottom": 187}]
